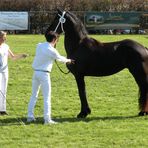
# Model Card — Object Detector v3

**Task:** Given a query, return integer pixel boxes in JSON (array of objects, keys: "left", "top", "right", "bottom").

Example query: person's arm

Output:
[
  {"left": 50, "top": 48, "right": 74, "bottom": 64},
  {"left": 8, "top": 49, "right": 28, "bottom": 60}
]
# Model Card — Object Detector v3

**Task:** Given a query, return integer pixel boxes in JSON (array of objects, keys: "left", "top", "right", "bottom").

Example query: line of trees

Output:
[
  {"left": 0, "top": 0, "right": 147, "bottom": 33},
  {"left": 0, "top": 0, "right": 147, "bottom": 11}
]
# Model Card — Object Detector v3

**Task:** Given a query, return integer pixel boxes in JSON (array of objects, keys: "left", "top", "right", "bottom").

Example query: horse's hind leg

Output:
[
  {"left": 139, "top": 61, "right": 148, "bottom": 115},
  {"left": 128, "top": 60, "right": 148, "bottom": 116}
]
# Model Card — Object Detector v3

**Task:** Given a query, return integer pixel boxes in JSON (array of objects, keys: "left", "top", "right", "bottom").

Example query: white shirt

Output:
[
  {"left": 32, "top": 42, "right": 70, "bottom": 72},
  {"left": 0, "top": 43, "right": 9, "bottom": 73}
]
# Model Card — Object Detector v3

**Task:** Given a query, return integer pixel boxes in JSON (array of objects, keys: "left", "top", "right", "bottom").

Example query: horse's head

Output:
[
  {"left": 45, "top": 10, "right": 73, "bottom": 34},
  {"left": 45, "top": 10, "right": 87, "bottom": 38}
]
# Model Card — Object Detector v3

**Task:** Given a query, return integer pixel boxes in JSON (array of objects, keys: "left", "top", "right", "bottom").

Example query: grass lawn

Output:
[{"left": 0, "top": 34, "right": 148, "bottom": 148}]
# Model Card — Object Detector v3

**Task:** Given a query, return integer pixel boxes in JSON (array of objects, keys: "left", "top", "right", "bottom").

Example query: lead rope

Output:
[{"left": 55, "top": 60, "right": 70, "bottom": 74}]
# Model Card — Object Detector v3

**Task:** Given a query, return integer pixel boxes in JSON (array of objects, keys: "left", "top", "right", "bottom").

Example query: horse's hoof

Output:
[
  {"left": 138, "top": 111, "right": 148, "bottom": 116},
  {"left": 77, "top": 113, "right": 87, "bottom": 118},
  {"left": 77, "top": 108, "right": 91, "bottom": 118}
]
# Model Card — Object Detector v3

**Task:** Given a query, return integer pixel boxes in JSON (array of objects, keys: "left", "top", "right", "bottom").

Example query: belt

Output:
[{"left": 34, "top": 69, "right": 50, "bottom": 73}]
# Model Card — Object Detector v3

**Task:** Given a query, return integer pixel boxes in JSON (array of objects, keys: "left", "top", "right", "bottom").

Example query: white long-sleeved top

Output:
[
  {"left": 0, "top": 43, "right": 9, "bottom": 73},
  {"left": 32, "top": 42, "right": 70, "bottom": 72}
]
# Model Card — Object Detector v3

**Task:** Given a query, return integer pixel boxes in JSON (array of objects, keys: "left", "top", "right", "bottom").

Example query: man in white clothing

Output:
[{"left": 27, "top": 31, "right": 74, "bottom": 124}]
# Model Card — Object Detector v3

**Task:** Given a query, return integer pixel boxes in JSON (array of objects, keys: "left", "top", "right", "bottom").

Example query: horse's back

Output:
[
  {"left": 72, "top": 38, "right": 126, "bottom": 76},
  {"left": 71, "top": 37, "right": 148, "bottom": 76}
]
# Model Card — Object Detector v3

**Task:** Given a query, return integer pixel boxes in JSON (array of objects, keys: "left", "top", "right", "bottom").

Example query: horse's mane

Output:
[{"left": 66, "top": 11, "right": 88, "bottom": 39}]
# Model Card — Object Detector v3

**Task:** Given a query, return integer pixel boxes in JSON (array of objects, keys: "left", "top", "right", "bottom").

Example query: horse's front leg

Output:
[{"left": 75, "top": 75, "right": 91, "bottom": 118}]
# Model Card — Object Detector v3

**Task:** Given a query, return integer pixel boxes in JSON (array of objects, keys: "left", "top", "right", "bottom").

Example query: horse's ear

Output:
[
  {"left": 64, "top": 3, "right": 71, "bottom": 11},
  {"left": 57, "top": 8, "right": 63, "bottom": 14}
]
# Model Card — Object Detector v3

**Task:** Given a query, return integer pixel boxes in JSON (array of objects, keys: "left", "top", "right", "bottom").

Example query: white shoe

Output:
[
  {"left": 27, "top": 117, "right": 36, "bottom": 123},
  {"left": 44, "top": 119, "right": 57, "bottom": 125}
]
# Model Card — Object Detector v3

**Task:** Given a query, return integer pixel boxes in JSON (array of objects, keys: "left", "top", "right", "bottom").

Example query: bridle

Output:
[
  {"left": 54, "top": 11, "right": 66, "bottom": 33},
  {"left": 54, "top": 11, "right": 70, "bottom": 74}
]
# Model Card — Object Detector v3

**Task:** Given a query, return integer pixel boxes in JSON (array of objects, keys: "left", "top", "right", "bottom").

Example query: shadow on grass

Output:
[
  {"left": 0, "top": 116, "right": 44, "bottom": 126},
  {"left": 0, "top": 114, "right": 145, "bottom": 126},
  {"left": 56, "top": 115, "right": 141, "bottom": 123}
]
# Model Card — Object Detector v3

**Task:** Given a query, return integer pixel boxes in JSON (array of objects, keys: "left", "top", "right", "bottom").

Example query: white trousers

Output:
[
  {"left": 27, "top": 71, "right": 51, "bottom": 121},
  {"left": 0, "top": 71, "right": 8, "bottom": 111}
]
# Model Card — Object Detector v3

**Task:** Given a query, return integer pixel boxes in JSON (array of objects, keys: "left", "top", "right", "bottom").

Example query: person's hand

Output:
[
  {"left": 70, "top": 59, "right": 75, "bottom": 64},
  {"left": 67, "top": 59, "right": 75, "bottom": 64}
]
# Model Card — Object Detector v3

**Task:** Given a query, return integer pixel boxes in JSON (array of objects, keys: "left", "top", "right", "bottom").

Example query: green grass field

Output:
[{"left": 0, "top": 34, "right": 148, "bottom": 148}]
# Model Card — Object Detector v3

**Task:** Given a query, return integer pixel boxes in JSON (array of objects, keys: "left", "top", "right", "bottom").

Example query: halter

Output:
[
  {"left": 54, "top": 11, "right": 70, "bottom": 74},
  {"left": 54, "top": 11, "right": 66, "bottom": 33}
]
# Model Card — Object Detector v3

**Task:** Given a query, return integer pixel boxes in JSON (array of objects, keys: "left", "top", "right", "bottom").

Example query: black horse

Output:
[{"left": 46, "top": 10, "right": 148, "bottom": 118}]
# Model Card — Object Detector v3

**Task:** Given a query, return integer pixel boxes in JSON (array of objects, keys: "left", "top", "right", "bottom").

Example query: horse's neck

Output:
[{"left": 64, "top": 31, "right": 86, "bottom": 57}]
